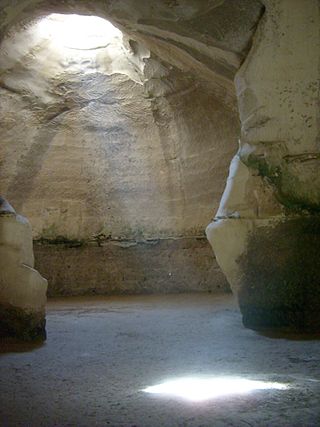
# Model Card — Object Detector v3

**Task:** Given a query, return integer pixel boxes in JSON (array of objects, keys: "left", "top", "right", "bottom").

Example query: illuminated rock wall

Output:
[
  {"left": 0, "top": 10, "right": 244, "bottom": 295},
  {"left": 207, "top": 0, "right": 320, "bottom": 332}
]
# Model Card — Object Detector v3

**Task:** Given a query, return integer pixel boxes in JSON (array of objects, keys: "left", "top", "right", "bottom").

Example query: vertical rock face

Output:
[
  {"left": 0, "top": 15, "right": 239, "bottom": 241},
  {"left": 0, "top": 197, "right": 47, "bottom": 340},
  {"left": 207, "top": 0, "right": 320, "bottom": 332},
  {"left": 0, "top": 11, "right": 242, "bottom": 296}
]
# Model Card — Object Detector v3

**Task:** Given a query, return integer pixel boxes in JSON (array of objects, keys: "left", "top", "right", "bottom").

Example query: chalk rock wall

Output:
[
  {"left": 0, "top": 10, "right": 245, "bottom": 296},
  {"left": 0, "top": 0, "right": 263, "bottom": 96},
  {"left": 1, "top": 0, "right": 319, "bottom": 333},
  {"left": 0, "top": 18, "right": 239, "bottom": 242},
  {"left": 0, "top": 0, "right": 282, "bottom": 330},
  {"left": 0, "top": 197, "right": 47, "bottom": 340},
  {"left": 207, "top": 0, "right": 320, "bottom": 332},
  {"left": 35, "top": 238, "right": 229, "bottom": 297}
]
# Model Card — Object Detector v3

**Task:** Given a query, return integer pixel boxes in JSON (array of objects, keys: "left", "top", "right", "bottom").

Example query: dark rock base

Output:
[
  {"left": 238, "top": 216, "right": 320, "bottom": 332},
  {"left": 0, "top": 304, "right": 46, "bottom": 341},
  {"left": 241, "top": 306, "right": 320, "bottom": 333},
  {"left": 34, "top": 237, "right": 229, "bottom": 296}
]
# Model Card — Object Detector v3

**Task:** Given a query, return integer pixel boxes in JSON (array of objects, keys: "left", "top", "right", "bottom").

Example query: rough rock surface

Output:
[
  {"left": 34, "top": 238, "right": 229, "bottom": 297},
  {"left": 0, "top": 7, "right": 249, "bottom": 297},
  {"left": 0, "top": 197, "right": 47, "bottom": 340},
  {"left": 207, "top": 0, "right": 320, "bottom": 332},
  {"left": 3, "top": 0, "right": 319, "bottom": 333},
  {"left": 0, "top": 0, "right": 263, "bottom": 96},
  {"left": 0, "top": 16, "right": 240, "bottom": 241}
]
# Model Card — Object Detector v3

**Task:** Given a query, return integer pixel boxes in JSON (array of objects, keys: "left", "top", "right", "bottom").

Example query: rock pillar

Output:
[
  {"left": 207, "top": 0, "right": 320, "bottom": 332},
  {"left": 0, "top": 197, "right": 47, "bottom": 340}
]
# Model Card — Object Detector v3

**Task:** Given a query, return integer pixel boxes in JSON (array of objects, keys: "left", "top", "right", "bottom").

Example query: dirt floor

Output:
[{"left": 1, "top": 294, "right": 320, "bottom": 427}]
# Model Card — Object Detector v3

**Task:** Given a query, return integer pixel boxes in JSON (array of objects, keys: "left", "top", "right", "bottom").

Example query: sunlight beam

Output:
[
  {"left": 143, "top": 377, "right": 289, "bottom": 402},
  {"left": 36, "top": 14, "right": 122, "bottom": 50}
]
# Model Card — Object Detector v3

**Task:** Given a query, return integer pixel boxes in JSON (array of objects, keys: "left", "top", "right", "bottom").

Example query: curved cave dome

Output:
[
  {"left": 36, "top": 14, "right": 122, "bottom": 50},
  {"left": 0, "top": 10, "right": 240, "bottom": 296}
]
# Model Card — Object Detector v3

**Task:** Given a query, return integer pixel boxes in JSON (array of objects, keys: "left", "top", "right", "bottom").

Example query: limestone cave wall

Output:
[
  {"left": 0, "top": 3, "right": 260, "bottom": 294},
  {"left": 207, "top": 0, "right": 320, "bottom": 331},
  {"left": 0, "top": 26, "right": 239, "bottom": 241},
  {"left": 1, "top": 0, "right": 319, "bottom": 336}
]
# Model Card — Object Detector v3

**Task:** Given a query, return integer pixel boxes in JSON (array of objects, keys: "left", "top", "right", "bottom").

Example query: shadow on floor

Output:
[
  {"left": 0, "top": 337, "right": 45, "bottom": 354},
  {"left": 256, "top": 330, "right": 320, "bottom": 341}
]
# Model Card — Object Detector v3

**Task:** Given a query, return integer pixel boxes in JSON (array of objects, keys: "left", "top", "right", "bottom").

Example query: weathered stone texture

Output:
[
  {"left": 3, "top": 0, "right": 319, "bottom": 334},
  {"left": 207, "top": 0, "right": 320, "bottom": 331},
  {"left": 0, "top": 197, "right": 47, "bottom": 340},
  {"left": 34, "top": 238, "right": 229, "bottom": 297},
  {"left": 0, "top": 17, "right": 239, "bottom": 241},
  {"left": 0, "top": 10, "right": 241, "bottom": 299},
  {"left": 238, "top": 217, "right": 320, "bottom": 332}
]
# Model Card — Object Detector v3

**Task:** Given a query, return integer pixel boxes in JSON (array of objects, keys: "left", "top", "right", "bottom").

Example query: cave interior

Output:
[{"left": 1, "top": 1, "right": 320, "bottom": 426}]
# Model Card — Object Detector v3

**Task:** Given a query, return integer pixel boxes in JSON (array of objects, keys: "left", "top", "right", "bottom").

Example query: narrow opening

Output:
[{"left": 36, "top": 14, "right": 122, "bottom": 50}]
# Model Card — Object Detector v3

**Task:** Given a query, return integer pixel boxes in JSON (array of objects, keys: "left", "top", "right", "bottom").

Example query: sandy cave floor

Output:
[{"left": 1, "top": 293, "right": 320, "bottom": 427}]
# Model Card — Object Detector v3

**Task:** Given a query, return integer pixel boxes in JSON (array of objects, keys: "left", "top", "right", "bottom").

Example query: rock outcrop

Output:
[
  {"left": 207, "top": 0, "right": 320, "bottom": 332},
  {"left": 0, "top": 197, "right": 47, "bottom": 340}
]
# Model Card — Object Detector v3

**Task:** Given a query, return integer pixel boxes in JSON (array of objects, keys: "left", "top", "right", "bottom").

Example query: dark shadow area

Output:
[
  {"left": 256, "top": 330, "right": 320, "bottom": 341},
  {"left": 0, "top": 338, "right": 45, "bottom": 354}
]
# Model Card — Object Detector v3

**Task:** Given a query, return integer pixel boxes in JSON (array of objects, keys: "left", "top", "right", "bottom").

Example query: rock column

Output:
[
  {"left": 0, "top": 197, "right": 47, "bottom": 340},
  {"left": 207, "top": 0, "right": 320, "bottom": 331}
]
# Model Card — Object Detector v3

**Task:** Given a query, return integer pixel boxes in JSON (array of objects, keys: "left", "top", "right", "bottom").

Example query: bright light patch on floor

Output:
[
  {"left": 143, "top": 377, "right": 288, "bottom": 402},
  {"left": 37, "top": 14, "right": 122, "bottom": 50}
]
